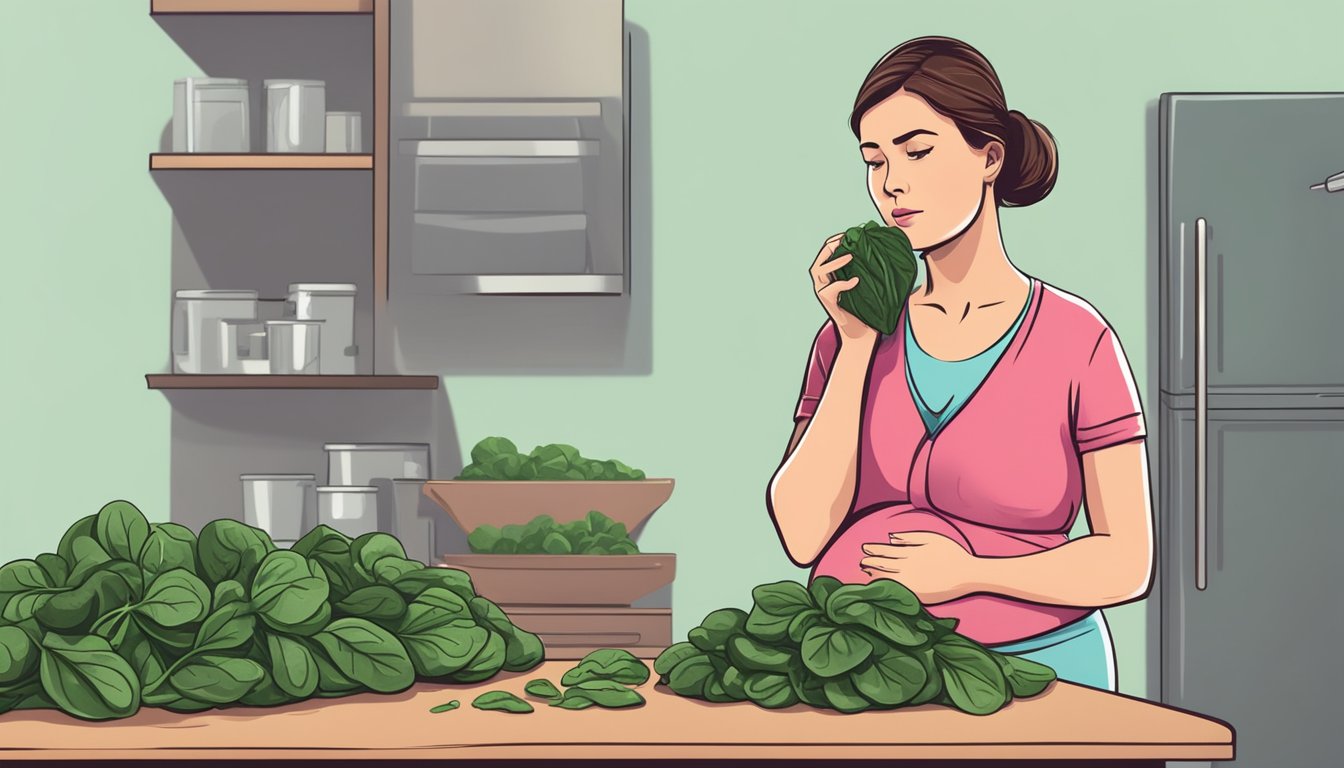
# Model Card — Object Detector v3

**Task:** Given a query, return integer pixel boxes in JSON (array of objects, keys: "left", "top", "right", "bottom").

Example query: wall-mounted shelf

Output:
[
  {"left": 400, "top": 140, "right": 598, "bottom": 158},
  {"left": 146, "top": 374, "right": 439, "bottom": 390},
  {"left": 402, "top": 101, "right": 603, "bottom": 118},
  {"left": 150, "top": 154, "right": 373, "bottom": 170},
  {"left": 151, "top": 0, "right": 373, "bottom": 13}
]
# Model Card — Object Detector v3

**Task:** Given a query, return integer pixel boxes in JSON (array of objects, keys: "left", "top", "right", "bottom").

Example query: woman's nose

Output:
[{"left": 883, "top": 173, "right": 906, "bottom": 198}]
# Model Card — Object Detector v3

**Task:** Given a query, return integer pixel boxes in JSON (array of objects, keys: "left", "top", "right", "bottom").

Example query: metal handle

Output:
[{"left": 1195, "top": 217, "right": 1208, "bottom": 591}]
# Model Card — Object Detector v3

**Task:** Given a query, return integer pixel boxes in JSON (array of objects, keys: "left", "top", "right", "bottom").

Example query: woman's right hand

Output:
[{"left": 811, "top": 233, "right": 879, "bottom": 345}]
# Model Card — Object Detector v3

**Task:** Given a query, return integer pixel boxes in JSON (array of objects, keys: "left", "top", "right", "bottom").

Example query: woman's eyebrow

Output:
[{"left": 859, "top": 129, "right": 938, "bottom": 150}]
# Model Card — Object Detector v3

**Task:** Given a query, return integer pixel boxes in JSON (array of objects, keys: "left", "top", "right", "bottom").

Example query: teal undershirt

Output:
[{"left": 904, "top": 281, "right": 1034, "bottom": 437}]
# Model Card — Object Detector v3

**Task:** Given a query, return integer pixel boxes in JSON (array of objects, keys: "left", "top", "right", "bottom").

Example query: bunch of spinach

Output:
[
  {"left": 653, "top": 577, "right": 1057, "bottom": 715},
  {"left": 0, "top": 500, "right": 545, "bottom": 720},
  {"left": 828, "top": 221, "right": 919, "bottom": 336},
  {"left": 467, "top": 511, "right": 639, "bottom": 556},
  {"left": 456, "top": 437, "right": 646, "bottom": 481}
]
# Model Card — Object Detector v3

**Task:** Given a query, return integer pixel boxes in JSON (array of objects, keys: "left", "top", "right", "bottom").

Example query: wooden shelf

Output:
[
  {"left": 151, "top": 0, "right": 372, "bottom": 13},
  {"left": 150, "top": 153, "right": 373, "bottom": 170},
  {"left": 146, "top": 374, "right": 439, "bottom": 390}
]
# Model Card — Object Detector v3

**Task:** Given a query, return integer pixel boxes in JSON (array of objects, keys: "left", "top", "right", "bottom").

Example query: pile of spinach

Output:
[
  {"left": 653, "top": 577, "right": 1056, "bottom": 715},
  {"left": 456, "top": 437, "right": 646, "bottom": 481},
  {"left": 467, "top": 511, "right": 640, "bottom": 556},
  {"left": 0, "top": 500, "right": 545, "bottom": 720},
  {"left": 828, "top": 220, "right": 920, "bottom": 336}
]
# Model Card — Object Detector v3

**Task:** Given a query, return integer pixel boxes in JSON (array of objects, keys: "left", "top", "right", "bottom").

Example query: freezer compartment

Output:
[
  {"left": 411, "top": 213, "right": 589, "bottom": 275},
  {"left": 414, "top": 156, "right": 586, "bottom": 214}
]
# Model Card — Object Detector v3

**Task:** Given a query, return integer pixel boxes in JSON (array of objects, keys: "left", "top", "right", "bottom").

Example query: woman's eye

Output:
[
  {"left": 865, "top": 161, "right": 885, "bottom": 170},
  {"left": 907, "top": 148, "right": 933, "bottom": 160}
]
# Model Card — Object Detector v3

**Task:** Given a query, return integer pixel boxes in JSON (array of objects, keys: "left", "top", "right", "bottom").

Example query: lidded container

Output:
[
  {"left": 265, "top": 319, "right": 323, "bottom": 375},
  {"left": 172, "top": 290, "right": 258, "bottom": 374},
  {"left": 288, "top": 283, "right": 356, "bottom": 374},
  {"left": 241, "top": 474, "right": 316, "bottom": 542},
  {"left": 317, "top": 486, "right": 379, "bottom": 538},
  {"left": 265, "top": 79, "right": 326, "bottom": 152},
  {"left": 325, "top": 443, "right": 430, "bottom": 485},
  {"left": 173, "top": 77, "right": 250, "bottom": 153}
]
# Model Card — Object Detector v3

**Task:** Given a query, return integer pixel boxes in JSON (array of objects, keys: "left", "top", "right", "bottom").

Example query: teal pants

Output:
[{"left": 984, "top": 610, "right": 1117, "bottom": 692}]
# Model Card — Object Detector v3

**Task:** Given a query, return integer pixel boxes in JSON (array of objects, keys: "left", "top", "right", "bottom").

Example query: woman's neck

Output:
[{"left": 915, "top": 187, "right": 1028, "bottom": 308}]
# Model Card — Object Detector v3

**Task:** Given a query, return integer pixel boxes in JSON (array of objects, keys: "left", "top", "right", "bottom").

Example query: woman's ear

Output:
[{"left": 983, "top": 139, "right": 1005, "bottom": 184}]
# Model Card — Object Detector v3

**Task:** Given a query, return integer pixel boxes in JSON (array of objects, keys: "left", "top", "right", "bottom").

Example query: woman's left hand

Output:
[{"left": 860, "top": 532, "right": 980, "bottom": 605}]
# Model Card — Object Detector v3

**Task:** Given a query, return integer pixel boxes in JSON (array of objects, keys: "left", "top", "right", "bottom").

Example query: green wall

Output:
[{"left": 3, "top": 0, "right": 1340, "bottom": 699}]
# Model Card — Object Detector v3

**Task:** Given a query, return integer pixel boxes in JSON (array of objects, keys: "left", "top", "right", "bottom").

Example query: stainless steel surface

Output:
[
  {"left": 401, "top": 139, "right": 598, "bottom": 157},
  {"left": 1195, "top": 216, "right": 1207, "bottom": 591}
]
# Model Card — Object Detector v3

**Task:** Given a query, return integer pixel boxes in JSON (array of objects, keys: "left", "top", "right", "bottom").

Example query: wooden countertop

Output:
[{"left": 0, "top": 660, "right": 1233, "bottom": 762}]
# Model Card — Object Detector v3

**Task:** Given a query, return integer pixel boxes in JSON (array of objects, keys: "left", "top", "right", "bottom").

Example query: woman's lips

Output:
[{"left": 892, "top": 210, "right": 921, "bottom": 227}]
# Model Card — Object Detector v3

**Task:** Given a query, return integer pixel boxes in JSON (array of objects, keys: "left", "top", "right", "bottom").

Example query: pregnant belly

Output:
[{"left": 810, "top": 503, "right": 1088, "bottom": 645}]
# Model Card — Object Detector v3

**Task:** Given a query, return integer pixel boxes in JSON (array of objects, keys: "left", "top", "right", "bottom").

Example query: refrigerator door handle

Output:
[{"left": 1195, "top": 217, "right": 1208, "bottom": 591}]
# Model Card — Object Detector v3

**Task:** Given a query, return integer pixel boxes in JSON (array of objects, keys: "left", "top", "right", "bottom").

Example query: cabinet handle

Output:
[{"left": 1195, "top": 217, "right": 1208, "bottom": 591}]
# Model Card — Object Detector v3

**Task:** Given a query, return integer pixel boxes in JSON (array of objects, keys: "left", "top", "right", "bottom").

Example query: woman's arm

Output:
[
  {"left": 767, "top": 334, "right": 877, "bottom": 568},
  {"left": 966, "top": 440, "right": 1156, "bottom": 607}
]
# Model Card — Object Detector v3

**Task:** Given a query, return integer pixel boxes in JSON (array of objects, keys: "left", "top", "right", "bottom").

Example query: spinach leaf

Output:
[
  {"left": 139, "top": 523, "right": 198, "bottom": 580},
  {"left": 830, "top": 221, "right": 919, "bottom": 336},
  {"left": 135, "top": 568, "right": 211, "bottom": 628},
  {"left": 197, "top": 520, "right": 274, "bottom": 588},
  {"left": 34, "top": 554, "right": 69, "bottom": 589},
  {"left": 0, "top": 626, "right": 38, "bottom": 685},
  {"left": 995, "top": 653, "right": 1057, "bottom": 698},
  {"left": 652, "top": 641, "right": 700, "bottom": 679},
  {"left": 555, "top": 679, "right": 644, "bottom": 709},
  {"left": 249, "top": 551, "right": 330, "bottom": 631},
  {"left": 390, "top": 567, "right": 476, "bottom": 603},
  {"left": 821, "top": 675, "right": 872, "bottom": 713},
  {"left": 932, "top": 635, "right": 1009, "bottom": 715},
  {"left": 800, "top": 625, "right": 874, "bottom": 678},
  {"left": 470, "top": 436, "right": 519, "bottom": 466},
  {"left": 726, "top": 634, "right": 794, "bottom": 674},
  {"left": 559, "top": 648, "right": 649, "bottom": 686},
  {"left": 290, "top": 525, "right": 351, "bottom": 560},
  {"left": 94, "top": 501, "right": 151, "bottom": 564},
  {"left": 787, "top": 665, "right": 829, "bottom": 709},
  {"left": 523, "top": 678, "right": 562, "bottom": 700},
  {"left": 334, "top": 585, "right": 407, "bottom": 624},
  {"left": 266, "top": 633, "right": 320, "bottom": 699},
  {"left": 65, "top": 537, "right": 112, "bottom": 587},
  {"left": 351, "top": 533, "right": 407, "bottom": 580},
  {"left": 469, "top": 597, "right": 544, "bottom": 673},
  {"left": 786, "top": 608, "right": 825, "bottom": 644},
  {"left": 742, "top": 671, "right": 798, "bottom": 709},
  {"left": 450, "top": 629, "right": 507, "bottom": 683},
  {"left": 168, "top": 655, "right": 265, "bottom": 705},
  {"left": 312, "top": 617, "right": 414, "bottom": 693},
  {"left": 55, "top": 515, "right": 97, "bottom": 570},
  {"left": 850, "top": 644, "right": 927, "bottom": 706},
  {"left": 664, "top": 653, "right": 715, "bottom": 698},
  {"left": 807, "top": 576, "right": 843, "bottom": 614},
  {"left": 429, "top": 699, "right": 460, "bottom": 713},
  {"left": 826, "top": 585, "right": 927, "bottom": 647},
  {"left": 688, "top": 608, "right": 747, "bottom": 653},
  {"left": 471, "top": 690, "right": 533, "bottom": 713},
  {"left": 38, "top": 633, "right": 140, "bottom": 720}
]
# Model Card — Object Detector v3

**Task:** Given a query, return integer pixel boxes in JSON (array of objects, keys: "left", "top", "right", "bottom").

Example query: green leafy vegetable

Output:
[
  {"left": 554, "top": 679, "right": 644, "bottom": 709},
  {"left": 828, "top": 220, "right": 919, "bottom": 335},
  {"left": 429, "top": 699, "right": 460, "bottom": 713},
  {"left": 455, "top": 438, "right": 647, "bottom": 481},
  {"left": 653, "top": 577, "right": 1057, "bottom": 716},
  {"left": 468, "top": 510, "right": 640, "bottom": 556},
  {"left": 471, "top": 690, "right": 534, "bottom": 713},
  {"left": 560, "top": 648, "right": 650, "bottom": 687}
]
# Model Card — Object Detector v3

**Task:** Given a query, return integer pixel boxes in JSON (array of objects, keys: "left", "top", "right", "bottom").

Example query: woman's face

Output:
[{"left": 857, "top": 89, "right": 1004, "bottom": 250}]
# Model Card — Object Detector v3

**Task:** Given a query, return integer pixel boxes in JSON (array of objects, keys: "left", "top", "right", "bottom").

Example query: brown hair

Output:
[{"left": 850, "top": 36, "right": 1057, "bottom": 208}]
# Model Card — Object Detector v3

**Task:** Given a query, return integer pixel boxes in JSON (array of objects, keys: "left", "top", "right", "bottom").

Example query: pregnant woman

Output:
[{"left": 766, "top": 36, "right": 1154, "bottom": 692}]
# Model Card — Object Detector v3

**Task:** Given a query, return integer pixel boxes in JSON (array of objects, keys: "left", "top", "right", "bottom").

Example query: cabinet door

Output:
[
  {"left": 1160, "top": 93, "right": 1344, "bottom": 395},
  {"left": 1160, "top": 407, "right": 1344, "bottom": 767}
]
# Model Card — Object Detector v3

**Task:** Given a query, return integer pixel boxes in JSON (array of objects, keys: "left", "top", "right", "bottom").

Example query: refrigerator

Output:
[{"left": 1158, "top": 92, "right": 1344, "bottom": 768}]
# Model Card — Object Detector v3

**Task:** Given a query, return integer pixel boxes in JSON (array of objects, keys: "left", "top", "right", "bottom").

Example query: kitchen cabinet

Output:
[{"left": 0, "top": 660, "right": 1232, "bottom": 764}]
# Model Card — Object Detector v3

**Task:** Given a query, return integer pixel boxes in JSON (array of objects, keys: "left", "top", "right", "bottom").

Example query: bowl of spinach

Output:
[{"left": 424, "top": 437, "right": 674, "bottom": 537}]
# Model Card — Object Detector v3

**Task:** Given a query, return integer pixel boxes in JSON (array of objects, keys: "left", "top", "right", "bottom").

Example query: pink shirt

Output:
[{"left": 793, "top": 276, "right": 1146, "bottom": 645}]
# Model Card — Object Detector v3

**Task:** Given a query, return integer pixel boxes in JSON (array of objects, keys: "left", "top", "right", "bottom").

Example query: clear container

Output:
[
  {"left": 287, "top": 283, "right": 356, "bottom": 374},
  {"left": 372, "top": 478, "right": 436, "bottom": 564},
  {"left": 172, "top": 290, "right": 258, "bottom": 374},
  {"left": 241, "top": 474, "right": 315, "bottom": 541},
  {"left": 266, "top": 320, "right": 323, "bottom": 375},
  {"left": 265, "top": 79, "right": 325, "bottom": 153},
  {"left": 325, "top": 111, "right": 363, "bottom": 153},
  {"left": 325, "top": 443, "right": 431, "bottom": 485},
  {"left": 173, "top": 77, "right": 250, "bottom": 153},
  {"left": 219, "top": 319, "right": 267, "bottom": 374},
  {"left": 317, "top": 486, "right": 379, "bottom": 538}
]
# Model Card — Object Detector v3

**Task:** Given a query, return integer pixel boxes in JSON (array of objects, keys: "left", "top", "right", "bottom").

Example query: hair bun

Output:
[{"left": 999, "top": 109, "right": 1058, "bottom": 207}]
